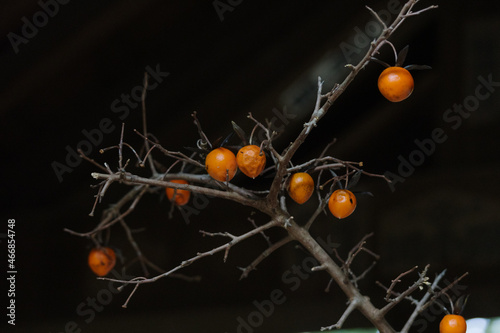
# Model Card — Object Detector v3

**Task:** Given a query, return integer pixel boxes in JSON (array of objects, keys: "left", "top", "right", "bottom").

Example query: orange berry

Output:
[
  {"left": 166, "top": 179, "right": 190, "bottom": 206},
  {"left": 205, "top": 147, "right": 238, "bottom": 182},
  {"left": 440, "top": 314, "right": 467, "bottom": 333},
  {"left": 88, "top": 247, "right": 116, "bottom": 277},
  {"left": 236, "top": 145, "right": 266, "bottom": 179},
  {"left": 328, "top": 189, "right": 357, "bottom": 219},
  {"left": 288, "top": 173, "right": 314, "bottom": 204},
  {"left": 378, "top": 66, "right": 414, "bottom": 102}
]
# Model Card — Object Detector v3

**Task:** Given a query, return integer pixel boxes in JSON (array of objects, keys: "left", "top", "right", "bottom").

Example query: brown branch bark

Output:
[
  {"left": 286, "top": 221, "right": 395, "bottom": 332},
  {"left": 72, "top": 2, "right": 441, "bottom": 332}
]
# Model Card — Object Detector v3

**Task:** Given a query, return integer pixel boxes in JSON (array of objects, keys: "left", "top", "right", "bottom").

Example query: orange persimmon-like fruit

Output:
[
  {"left": 439, "top": 314, "right": 467, "bottom": 333},
  {"left": 88, "top": 247, "right": 116, "bottom": 277},
  {"left": 166, "top": 179, "right": 190, "bottom": 206},
  {"left": 378, "top": 66, "right": 414, "bottom": 102},
  {"left": 328, "top": 189, "right": 357, "bottom": 219},
  {"left": 205, "top": 147, "right": 238, "bottom": 182},
  {"left": 288, "top": 172, "right": 314, "bottom": 204},
  {"left": 236, "top": 145, "right": 266, "bottom": 179}
]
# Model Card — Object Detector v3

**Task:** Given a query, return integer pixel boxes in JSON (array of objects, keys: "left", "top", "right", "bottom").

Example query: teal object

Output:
[{"left": 484, "top": 317, "right": 500, "bottom": 333}]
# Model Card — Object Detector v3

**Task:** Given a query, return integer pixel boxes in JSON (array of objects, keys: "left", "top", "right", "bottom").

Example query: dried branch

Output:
[
  {"left": 70, "top": 1, "right": 440, "bottom": 332},
  {"left": 248, "top": 217, "right": 272, "bottom": 247},
  {"left": 78, "top": 148, "right": 108, "bottom": 173},
  {"left": 192, "top": 111, "right": 212, "bottom": 150},
  {"left": 399, "top": 269, "right": 447, "bottom": 333},
  {"left": 366, "top": 6, "right": 387, "bottom": 30},
  {"left": 90, "top": 172, "right": 262, "bottom": 210},
  {"left": 119, "top": 218, "right": 149, "bottom": 276},
  {"left": 266, "top": 0, "right": 433, "bottom": 204},
  {"left": 379, "top": 265, "right": 429, "bottom": 316},
  {"left": 140, "top": 72, "right": 158, "bottom": 175},
  {"left": 344, "top": 233, "right": 379, "bottom": 273},
  {"left": 420, "top": 272, "right": 469, "bottom": 313},
  {"left": 100, "top": 218, "right": 281, "bottom": 290},
  {"left": 65, "top": 185, "right": 150, "bottom": 237},
  {"left": 239, "top": 235, "right": 293, "bottom": 280},
  {"left": 384, "top": 265, "right": 420, "bottom": 301},
  {"left": 321, "top": 298, "right": 360, "bottom": 331},
  {"left": 133, "top": 129, "right": 205, "bottom": 169}
]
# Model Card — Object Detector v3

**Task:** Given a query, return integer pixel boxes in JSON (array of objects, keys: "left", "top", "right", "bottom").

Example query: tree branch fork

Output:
[{"left": 63, "top": 2, "right": 467, "bottom": 333}]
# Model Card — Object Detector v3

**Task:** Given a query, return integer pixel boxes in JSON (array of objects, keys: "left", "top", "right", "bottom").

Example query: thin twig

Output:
[
  {"left": 321, "top": 298, "right": 360, "bottom": 331},
  {"left": 119, "top": 218, "right": 149, "bottom": 276},
  {"left": 239, "top": 235, "right": 293, "bottom": 280},
  {"left": 101, "top": 219, "right": 281, "bottom": 288},
  {"left": 400, "top": 269, "right": 447, "bottom": 333},
  {"left": 385, "top": 265, "right": 420, "bottom": 301},
  {"left": 379, "top": 265, "right": 430, "bottom": 316},
  {"left": 420, "top": 272, "right": 469, "bottom": 313},
  {"left": 192, "top": 111, "right": 212, "bottom": 150}
]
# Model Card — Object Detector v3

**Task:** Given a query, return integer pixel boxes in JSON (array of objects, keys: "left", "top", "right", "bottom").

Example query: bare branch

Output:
[
  {"left": 248, "top": 217, "right": 272, "bottom": 247},
  {"left": 133, "top": 129, "right": 206, "bottom": 169},
  {"left": 64, "top": 185, "right": 149, "bottom": 237},
  {"left": 140, "top": 72, "right": 158, "bottom": 174},
  {"left": 119, "top": 218, "right": 149, "bottom": 276},
  {"left": 100, "top": 218, "right": 281, "bottom": 291},
  {"left": 321, "top": 298, "right": 360, "bottom": 331},
  {"left": 379, "top": 265, "right": 429, "bottom": 316},
  {"left": 400, "top": 269, "right": 447, "bottom": 333},
  {"left": 192, "top": 111, "right": 212, "bottom": 150},
  {"left": 70, "top": 1, "right": 438, "bottom": 331},
  {"left": 385, "top": 265, "right": 420, "bottom": 301},
  {"left": 239, "top": 235, "right": 293, "bottom": 280},
  {"left": 420, "top": 272, "right": 469, "bottom": 313},
  {"left": 366, "top": 6, "right": 387, "bottom": 30},
  {"left": 90, "top": 172, "right": 262, "bottom": 210}
]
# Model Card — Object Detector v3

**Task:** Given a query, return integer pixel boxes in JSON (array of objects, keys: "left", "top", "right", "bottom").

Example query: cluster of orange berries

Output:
[
  {"left": 163, "top": 145, "right": 267, "bottom": 208},
  {"left": 202, "top": 145, "right": 358, "bottom": 219},
  {"left": 160, "top": 143, "right": 356, "bottom": 219},
  {"left": 287, "top": 172, "right": 357, "bottom": 219},
  {"left": 161, "top": 46, "right": 429, "bottom": 212},
  {"left": 205, "top": 145, "right": 266, "bottom": 182}
]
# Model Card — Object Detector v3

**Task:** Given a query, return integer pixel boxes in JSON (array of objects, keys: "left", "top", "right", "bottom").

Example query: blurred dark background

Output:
[{"left": 1, "top": 0, "right": 500, "bottom": 332}]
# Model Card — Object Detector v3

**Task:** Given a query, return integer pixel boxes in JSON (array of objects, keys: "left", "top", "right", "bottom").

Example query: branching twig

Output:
[
  {"left": 64, "top": 185, "right": 150, "bottom": 237},
  {"left": 399, "top": 269, "right": 447, "bottom": 333},
  {"left": 420, "top": 272, "right": 469, "bottom": 313},
  {"left": 192, "top": 111, "right": 212, "bottom": 150},
  {"left": 71, "top": 2, "right": 440, "bottom": 331},
  {"left": 379, "top": 265, "right": 429, "bottom": 316},
  {"left": 248, "top": 217, "right": 272, "bottom": 247},
  {"left": 239, "top": 235, "right": 293, "bottom": 280},
  {"left": 321, "top": 298, "right": 360, "bottom": 331},
  {"left": 119, "top": 218, "right": 149, "bottom": 276},
  {"left": 385, "top": 265, "right": 420, "bottom": 301},
  {"left": 100, "top": 219, "right": 281, "bottom": 290}
]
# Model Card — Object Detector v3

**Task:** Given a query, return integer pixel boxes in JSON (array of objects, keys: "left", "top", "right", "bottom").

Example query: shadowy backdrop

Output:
[{"left": 1, "top": 1, "right": 499, "bottom": 332}]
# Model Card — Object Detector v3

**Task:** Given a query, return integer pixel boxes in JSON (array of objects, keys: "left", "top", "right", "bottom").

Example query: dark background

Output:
[{"left": 1, "top": 1, "right": 500, "bottom": 332}]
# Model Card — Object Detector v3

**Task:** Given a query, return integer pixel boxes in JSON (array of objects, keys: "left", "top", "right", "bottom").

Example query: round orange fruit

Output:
[
  {"left": 205, "top": 147, "right": 238, "bottom": 182},
  {"left": 237, "top": 145, "right": 266, "bottom": 179},
  {"left": 288, "top": 172, "right": 314, "bottom": 204},
  {"left": 328, "top": 189, "right": 357, "bottom": 219},
  {"left": 88, "top": 247, "right": 116, "bottom": 277},
  {"left": 439, "top": 314, "right": 467, "bottom": 333},
  {"left": 378, "top": 66, "right": 414, "bottom": 102},
  {"left": 166, "top": 179, "right": 190, "bottom": 206}
]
